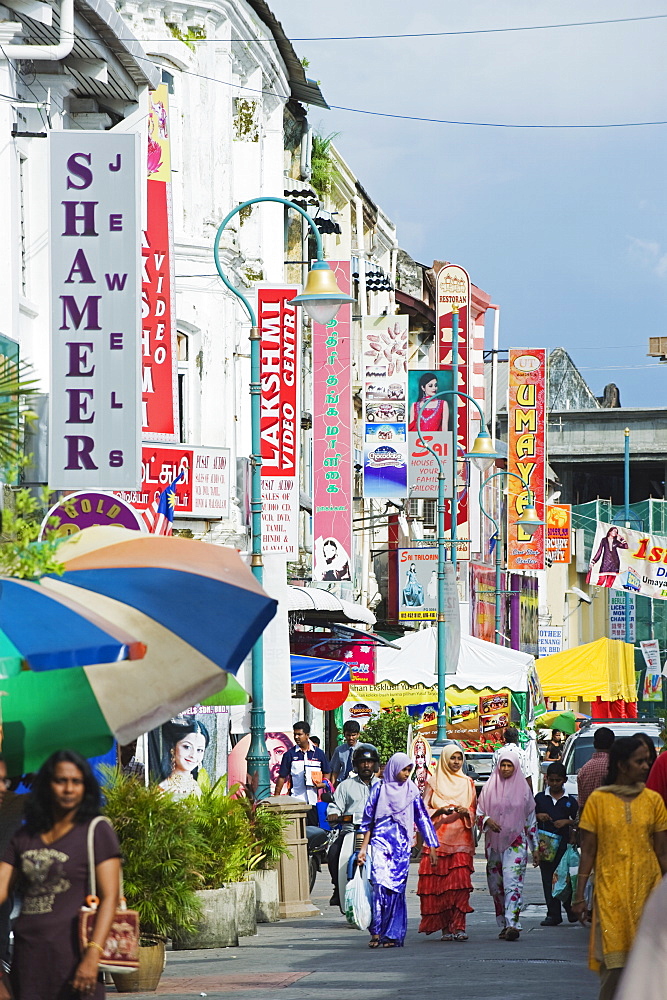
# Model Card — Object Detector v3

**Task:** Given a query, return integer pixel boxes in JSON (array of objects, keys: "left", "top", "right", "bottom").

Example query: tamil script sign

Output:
[
  {"left": 258, "top": 286, "right": 299, "bottom": 556},
  {"left": 312, "top": 262, "right": 353, "bottom": 582},
  {"left": 142, "top": 83, "right": 178, "bottom": 439},
  {"left": 116, "top": 443, "right": 230, "bottom": 518},
  {"left": 507, "top": 349, "right": 546, "bottom": 571},
  {"left": 589, "top": 522, "right": 667, "bottom": 600},
  {"left": 49, "top": 131, "right": 141, "bottom": 489}
]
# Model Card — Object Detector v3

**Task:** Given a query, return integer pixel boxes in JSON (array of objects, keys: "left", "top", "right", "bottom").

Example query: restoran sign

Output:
[{"left": 49, "top": 131, "right": 141, "bottom": 489}]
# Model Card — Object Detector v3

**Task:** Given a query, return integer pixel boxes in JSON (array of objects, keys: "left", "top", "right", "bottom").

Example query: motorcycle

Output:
[{"left": 306, "top": 825, "right": 329, "bottom": 892}]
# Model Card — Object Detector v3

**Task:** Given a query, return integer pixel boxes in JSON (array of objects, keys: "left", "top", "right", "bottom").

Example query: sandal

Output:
[
  {"left": 453, "top": 932, "right": 468, "bottom": 941},
  {"left": 382, "top": 941, "right": 398, "bottom": 948},
  {"left": 505, "top": 928, "right": 520, "bottom": 941},
  {"left": 498, "top": 928, "right": 507, "bottom": 939},
  {"left": 440, "top": 933, "right": 454, "bottom": 942},
  {"left": 368, "top": 937, "right": 381, "bottom": 949}
]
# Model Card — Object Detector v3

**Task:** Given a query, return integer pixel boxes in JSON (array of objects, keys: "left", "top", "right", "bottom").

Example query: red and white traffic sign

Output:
[{"left": 304, "top": 682, "right": 350, "bottom": 711}]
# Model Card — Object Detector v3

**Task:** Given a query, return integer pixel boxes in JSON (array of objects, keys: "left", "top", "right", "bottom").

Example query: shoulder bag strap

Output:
[{"left": 87, "top": 815, "right": 125, "bottom": 904}]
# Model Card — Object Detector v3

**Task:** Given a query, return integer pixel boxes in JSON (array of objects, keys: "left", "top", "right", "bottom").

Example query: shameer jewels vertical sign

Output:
[
  {"left": 507, "top": 349, "right": 546, "bottom": 571},
  {"left": 258, "top": 287, "right": 299, "bottom": 556},
  {"left": 49, "top": 132, "right": 141, "bottom": 489}
]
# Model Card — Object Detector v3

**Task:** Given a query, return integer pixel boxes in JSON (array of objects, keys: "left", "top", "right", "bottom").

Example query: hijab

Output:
[
  {"left": 374, "top": 752, "right": 419, "bottom": 835},
  {"left": 477, "top": 748, "right": 534, "bottom": 853},
  {"left": 428, "top": 744, "right": 475, "bottom": 811}
]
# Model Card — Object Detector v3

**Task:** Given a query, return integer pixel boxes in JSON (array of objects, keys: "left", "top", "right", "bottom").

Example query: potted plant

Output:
[
  {"left": 173, "top": 778, "right": 255, "bottom": 949},
  {"left": 102, "top": 768, "right": 204, "bottom": 992},
  {"left": 239, "top": 783, "right": 290, "bottom": 923}
]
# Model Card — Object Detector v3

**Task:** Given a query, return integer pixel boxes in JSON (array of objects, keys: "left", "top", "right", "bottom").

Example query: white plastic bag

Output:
[{"left": 344, "top": 864, "right": 372, "bottom": 930}]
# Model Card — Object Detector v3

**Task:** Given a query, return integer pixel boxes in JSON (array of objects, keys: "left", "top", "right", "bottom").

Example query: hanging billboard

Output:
[
  {"left": 142, "top": 84, "right": 178, "bottom": 440},
  {"left": 407, "top": 369, "right": 454, "bottom": 499},
  {"left": 115, "top": 443, "right": 230, "bottom": 518},
  {"left": 436, "top": 264, "right": 471, "bottom": 557},
  {"left": 258, "top": 286, "right": 300, "bottom": 556},
  {"left": 312, "top": 262, "right": 353, "bottom": 582},
  {"left": 588, "top": 522, "right": 667, "bottom": 601},
  {"left": 49, "top": 130, "right": 141, "bottom": 489},
  {"left": 507, "top": 349, "right": 546, "bottom": 572},
  {"left": 362, "top": 316, "right": 408, "bottom": 498},
  {"left": 546, "top": 504, "right": 571, "bottom": 564},
  {"left": 398, "top": 547, "right": 438, "bottom": 621}
]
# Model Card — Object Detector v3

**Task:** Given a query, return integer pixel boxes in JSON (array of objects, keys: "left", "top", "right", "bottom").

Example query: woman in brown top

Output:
[{"left": 0, "top": 750, "right": 121, "bottom": 1000}]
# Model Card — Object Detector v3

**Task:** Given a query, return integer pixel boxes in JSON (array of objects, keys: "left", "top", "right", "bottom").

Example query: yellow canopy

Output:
[{"left": 536, "top": 637, "right": 636, "bottom": 703}]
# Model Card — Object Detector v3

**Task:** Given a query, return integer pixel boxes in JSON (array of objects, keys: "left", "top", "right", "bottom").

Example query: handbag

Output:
[
  {"left": 78, "top": 816, "right": 140, "bottom": 974},
  {"left": 536, "top": 829, "right": 561, "bottom": 863}
]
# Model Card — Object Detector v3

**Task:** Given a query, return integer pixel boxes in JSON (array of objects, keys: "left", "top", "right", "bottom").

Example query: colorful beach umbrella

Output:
[
  {"left": 0, "top": 526, "right": 276, "bottom": 774},
  {"left": 534, "top": 710, "right": 586, "bottom": 735}
]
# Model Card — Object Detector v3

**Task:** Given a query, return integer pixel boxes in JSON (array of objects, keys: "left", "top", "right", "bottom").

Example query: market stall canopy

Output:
[
  {"left": 290, "top": 654, "right": 350, "bottom": 684},
  {"left": 375, "top": 627, "right": 536, "bottom": 692},
  {"left": 536, "top": 637, "right": 636, "bottom": 703},
  {"left": 285, "top": 586, "right": 376, "bottom": 626}
]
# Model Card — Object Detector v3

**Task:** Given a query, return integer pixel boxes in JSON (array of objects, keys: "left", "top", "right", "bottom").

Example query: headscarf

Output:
[
  {"left": 477, "top": 748, "right": 534, "bottom": 853},
  {"left": 374, "top": 752, "right": 419, "bottom": 835},
  {"left": 428, "top": 744, "right": 475, "bottom": 812}
]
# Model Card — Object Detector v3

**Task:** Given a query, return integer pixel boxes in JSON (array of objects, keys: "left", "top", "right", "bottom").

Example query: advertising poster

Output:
[
  {"left": 447, "top": 687, "right": 512, "bottom": 745},
  {"left": 507, "top": 349, "right": 546, "bottom": 572},
  {"left": 116, "top": 443, "right": 230, "bottom": 518},
  {"left": 362, "top": 316, "right": 408, "bottom": 498},
  {"left": 588, "top": 522, "right": 667, "bottom": 600},
  {"left": 41, "top": 491, "right": 145, "bottom": 539},
  {"left": 436, "top": 264, "right": 471, "bottom": 556},
  {"left": 258, "top": 286, "right": 300, "bottom": 556},
  {"left": 142, "top": 84, "right": 178, "bottom": 440},
  {"left": 546, "top": 504, "right": 571, "bottom": 564},
  {"left": 49, "top": 131, "right": 141, "bottom": 489},
  {"left": 148, "top": 710, "right": 230, "bottom": 797},
  {"left": 609, "top": 591, "right": 636, "bottom": 641},
  {"left": 312, "top": 262, "right": 353, "bottom": 581},
  {"left": 407, "top": 368, "right": 454, "bottom": 499},
  {"left": 513, "top": 574, "right": 539, "bottom": 657},
  {"left": 470, "top": 563, "right": 497, "bottom": 643},
  {"left": 398, "top": 547, "right": 438, "bottom": 620}
]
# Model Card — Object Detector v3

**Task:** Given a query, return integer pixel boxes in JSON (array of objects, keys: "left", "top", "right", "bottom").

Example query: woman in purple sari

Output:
[{"left": 357, "top": 752, "right": 438, "bottom": 948}]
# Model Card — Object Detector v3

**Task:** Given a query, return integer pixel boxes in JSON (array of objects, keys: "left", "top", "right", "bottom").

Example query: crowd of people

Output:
[{"left": 272, "top": 718, "right": 667, "bottom": 1000}]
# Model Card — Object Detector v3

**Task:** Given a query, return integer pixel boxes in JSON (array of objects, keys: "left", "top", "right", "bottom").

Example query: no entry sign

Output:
[{"left": 304, "top": 682, "right": 350, "bottom": 711}]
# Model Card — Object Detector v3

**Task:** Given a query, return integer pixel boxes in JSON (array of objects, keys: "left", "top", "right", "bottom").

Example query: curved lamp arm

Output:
[
  {"left": 213, "top": 196, "right": 324, "bottom": 326},
  {"left": 478, "top": 470, "right": 529, "bottom": 532},
  {"left": 414, "top": 387, "right": 489, "bottom": 473}
]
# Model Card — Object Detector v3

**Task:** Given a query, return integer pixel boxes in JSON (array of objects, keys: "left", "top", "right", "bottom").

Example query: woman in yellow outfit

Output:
[{"left": 574, "top": 736, "right": 667, "bottom": 1000}]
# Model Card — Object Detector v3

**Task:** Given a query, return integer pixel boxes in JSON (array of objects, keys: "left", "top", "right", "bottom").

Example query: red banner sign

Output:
[
  {"left": 437, "top": 264, "right": 471, "bottom": 557},
  {"left": 142, "top": 84, "right": 177, "bottom": 439},
  {"left": 116, "top": 443, "right": 230, "bottom": 518},
  {"left": 507, "top": 349, "right": 546, "bottom": 571},
  {"left": 257, "top": 287, "right": 299, "bottom": 555}
]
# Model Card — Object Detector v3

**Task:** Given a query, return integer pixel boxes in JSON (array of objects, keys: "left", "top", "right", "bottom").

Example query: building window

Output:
[{"left": 161, "top": 69, "right": 174, "bottom": 94}]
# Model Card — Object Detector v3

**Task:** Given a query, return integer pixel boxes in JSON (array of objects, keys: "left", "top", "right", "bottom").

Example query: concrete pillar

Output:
[{"left": 263, "top": 796, "right": 319, "bottom": 919}]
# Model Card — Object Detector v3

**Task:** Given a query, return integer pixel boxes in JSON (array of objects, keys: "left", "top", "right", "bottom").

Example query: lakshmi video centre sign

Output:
[
  {"left": 116, "top": 443, "right": 230, "bottom": 518},
  {"left": 507, "top": 349, "right": 546, "bottom": 572},
  {"left": 258, "top": 286, "right": 300, "bottom": 556},
  {"left": 49, "top": 131, "right": 141, "bottom": 490}
]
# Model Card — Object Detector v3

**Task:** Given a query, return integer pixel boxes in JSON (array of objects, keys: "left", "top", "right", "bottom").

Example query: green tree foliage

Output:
[
  {"left": 0, "top": 473, "right": 63, "bottom": 579},
  {"left": 0, "top": 357, "right": 38, "bottom": 470},
  {"left": 310, "top": 133, "right": 339, "bottom": 198},
  {"left": 101, "top": 768, "right": 204, "bottom": 940},
  {"left": 361, "top": 706, "right": 412, "bottom": 763}
]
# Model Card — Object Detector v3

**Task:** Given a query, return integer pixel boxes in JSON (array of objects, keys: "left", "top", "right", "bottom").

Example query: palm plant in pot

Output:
[
  {"left": 102, "top": 768, "right": 205, "bottom": 992},
  {"left": 239, "top": 778, "right": 290, "bottom": 923}
]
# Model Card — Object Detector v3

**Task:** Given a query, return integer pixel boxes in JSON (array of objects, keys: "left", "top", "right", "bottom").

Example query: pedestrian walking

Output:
[
  {"left": 326, "top": 747, "right": 380, "bottom": 908},
  {"left": 573, "top": 736, "right": 667, "bottom": 1000},
  {"left": 357, "top": 752, "right": 438, "bottom": 948},
  {"left": 0, "top": 749, "right": 121, "bottom": 1000},
  {"left": 477, "top": 748, "right": 539, "bottom": 941},
  {"left": 274, "top": 721, "right": 331, "bottom": 809},
  {"left": 491, "top": 727, "right": 533, "bottom": 789},
  {"left": 632, "top": 732, "right": 657, "bottom": 772},
  {"left": 417, "top": 745, "right": 476, "bottom": 941},
  {"left": 577, "top": 727, "right": 614, "bottom": 813},
  {"left": 534, "top": 761, "right": 578, "bottom": 925},
  {"left": 544, "top": 729, "right": 565, "bottom": 761},
  {"left": 329, "top": 721, "right": 377, "bottom": 785},
  {"left": 645, "top": 745, "right": 667, "bottom": 805}
]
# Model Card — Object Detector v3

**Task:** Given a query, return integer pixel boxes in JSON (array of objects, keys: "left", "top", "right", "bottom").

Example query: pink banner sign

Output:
[{"left": 313, "top": 262, "right": 353, "bottom": 582}]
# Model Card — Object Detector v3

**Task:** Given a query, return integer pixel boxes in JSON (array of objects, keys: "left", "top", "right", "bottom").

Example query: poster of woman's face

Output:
[
  {"left": 407, "top": 369, "right": 454, "bottom": 433},
  {"left": 148, "top": 709, "right": 229, "bottom": 792}
]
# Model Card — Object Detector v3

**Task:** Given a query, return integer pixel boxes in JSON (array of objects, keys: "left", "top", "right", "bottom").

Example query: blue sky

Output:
[{"left": 271, "top": 0, "right": 667, "bottom": 406}]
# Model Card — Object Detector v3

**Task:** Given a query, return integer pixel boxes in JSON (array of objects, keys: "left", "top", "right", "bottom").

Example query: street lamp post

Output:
[
  {"left": 478, "top": 471, "right": 544, "bottom": 645},
  {"left": 415, "top": 380, "right": 503, "bottom": 744},
  {"left": 213, "top": 196, "right": 353, "bottom": 798}
]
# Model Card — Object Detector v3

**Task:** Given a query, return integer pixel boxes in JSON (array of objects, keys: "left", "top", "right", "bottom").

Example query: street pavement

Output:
[{"left": 115, "top": 858, "right": 598, "bottom": 1000}]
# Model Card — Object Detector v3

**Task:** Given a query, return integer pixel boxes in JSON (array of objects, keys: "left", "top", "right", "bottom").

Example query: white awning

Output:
[{"left": 286, "top": 586, "right": 376, "bottom": 626}]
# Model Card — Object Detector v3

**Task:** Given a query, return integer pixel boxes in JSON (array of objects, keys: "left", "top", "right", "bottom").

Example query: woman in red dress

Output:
[
  {"left": 408, "top": 373, "right": 449, "bottom": 433},
  {"left": 417, "top": 745, "right": 476, "bottom": 941}
]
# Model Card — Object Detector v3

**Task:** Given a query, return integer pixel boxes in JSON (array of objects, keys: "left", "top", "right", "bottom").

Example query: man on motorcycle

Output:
[{"left": 326, "top": 747, "right": 380, "bottom": 908}]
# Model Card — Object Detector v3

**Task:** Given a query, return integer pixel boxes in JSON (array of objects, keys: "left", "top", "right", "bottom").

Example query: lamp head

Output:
[
  {"left": 515, "top": 503, "right": 544, "bottom": 538},
  {"left": 292, "top": 261, "right": 355, "bottom": 324},
  {"left": 466, "top": 427, "right": 504, "bottom": 473}
]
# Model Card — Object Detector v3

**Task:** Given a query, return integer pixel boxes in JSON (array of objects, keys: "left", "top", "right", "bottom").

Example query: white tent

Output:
[{"left": 375, "top": 627, "right": 536, "bottom": 693}]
